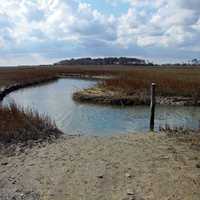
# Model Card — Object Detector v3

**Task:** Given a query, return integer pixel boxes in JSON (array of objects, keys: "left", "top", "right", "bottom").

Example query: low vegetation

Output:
[
  {"left": 70, "top": 67, "right": 200, "bottom": 105},
  {"left": 0, "top": 65, "right": 120, "bottom": 88},
  {"left": 100, "top": 68, "right": 200, "bottom": 104},
  {"left": 160, "top": 125, "right": 200, "bottom": 150},
  {"left": 1, "top": 65, "right": 200, "bottom": 100},
  {"left": 1, "top": 65, "right": 200, "bottom": 143},
  {"left": 102, "top": 69, "right": 200, "bottom": 96},
  {"left": 73, "top": 86, "right": 150, "bottom": 105},
  {"left": 0, "top": 103, "right": 61, "bottom": 144}
]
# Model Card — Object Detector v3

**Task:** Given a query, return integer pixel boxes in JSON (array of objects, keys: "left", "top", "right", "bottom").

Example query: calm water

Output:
[{"left": 3, "top": 78, "right": 200, "bottom": 136}]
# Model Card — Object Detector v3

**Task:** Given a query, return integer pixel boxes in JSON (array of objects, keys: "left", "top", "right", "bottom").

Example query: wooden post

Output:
[{"left": 150, "top": 83, "right": 156, "bottom": 131}]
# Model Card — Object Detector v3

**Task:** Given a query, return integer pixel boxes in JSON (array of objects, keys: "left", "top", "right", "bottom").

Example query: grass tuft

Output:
[
  {"left": 0, "top": 103, "right": 62, "bottom": 144},
  {"left": 160, "top": 125, "right": 200, "bottom": 150}
]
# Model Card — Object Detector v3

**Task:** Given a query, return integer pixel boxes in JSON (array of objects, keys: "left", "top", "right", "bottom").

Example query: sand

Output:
[{"left": 0, "top": 133, "right": 200, "bottom": 200}]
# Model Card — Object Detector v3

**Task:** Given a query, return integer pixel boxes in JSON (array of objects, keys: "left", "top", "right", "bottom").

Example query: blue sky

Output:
[
  {"left": 0, "top": 0, "right": 200, "bottom": 66},
  {"left": 81, "top": 0, "right": 129, "bottom": 16}
]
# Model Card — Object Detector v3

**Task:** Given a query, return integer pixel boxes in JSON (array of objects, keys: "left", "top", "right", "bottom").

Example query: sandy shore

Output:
[{"left": 0, "top": 133, "right": 200, "bottom": 200}]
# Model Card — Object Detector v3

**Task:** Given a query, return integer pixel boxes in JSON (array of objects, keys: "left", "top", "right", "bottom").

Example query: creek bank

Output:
[
  {"left": 0, "top": 74, "right": 110, "bottom": 102},
  {"left": 0, "top": 102, "right": 63, "bottom": 147},
  {"left": 0, "top": 77, "right": 58, "bottom": 101},
  {"left": 73, "top": 87, "right": 150, "bottom": 106},
  {"left": 73, "top": 86, "right": 200, "bottom": 106},
  {"left": 57, "top": 74, "right": 113, "bottom": 80}
]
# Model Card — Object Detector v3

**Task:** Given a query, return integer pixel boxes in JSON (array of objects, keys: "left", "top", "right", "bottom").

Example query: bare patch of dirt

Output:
[{"left": 0, "top": 133, "right": 200, "bottom": 200}]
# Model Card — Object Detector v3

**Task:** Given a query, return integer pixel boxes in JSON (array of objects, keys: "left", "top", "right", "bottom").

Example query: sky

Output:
[{"left": 0, "top": 0, "right": 200, "bottom": 66}]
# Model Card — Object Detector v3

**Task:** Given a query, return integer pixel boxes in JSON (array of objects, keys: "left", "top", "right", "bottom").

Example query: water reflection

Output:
[{"left": 3, "top": 78, "right": 200, "bottom": 136}]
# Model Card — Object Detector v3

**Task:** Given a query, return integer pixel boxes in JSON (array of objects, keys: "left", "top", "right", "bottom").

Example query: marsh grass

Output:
[
  {"left": 102, "top": 69, "right": 200, "bottom": 100},
  {"left": 0, "top": 65, "right": 116, "bottom": 88},
  {"left": 2, "top": 66, "right": 200, "bottom": 100},
  {"left": 0, "top": 103, "right": 61, "bottom": 143}
]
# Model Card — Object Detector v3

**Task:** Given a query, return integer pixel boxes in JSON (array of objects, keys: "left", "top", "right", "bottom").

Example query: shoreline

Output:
[
  {"left": 0, "top": 69, "right": 199, "bottom": 107},
  {"left": 0, "top": 77, "right": 58, "bottom": 101},
  {"left": 73, "top": 86, "right": 199, "bottom": 106},
  {"left": 0, "top": 132, "right": 199, "bottom": 200},
  {"left": 0, "top": 74, "right": 109, "bottom": 102}
]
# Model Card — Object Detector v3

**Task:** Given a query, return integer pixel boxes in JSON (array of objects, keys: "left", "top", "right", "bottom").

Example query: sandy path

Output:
[{"left": 0, "top": 133, "right": 200, "bottom": 200}]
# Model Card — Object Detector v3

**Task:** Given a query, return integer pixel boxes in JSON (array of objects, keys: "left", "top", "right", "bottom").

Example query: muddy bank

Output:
[
  {"left": 157, "top": 96, "right": 200, "bottom": 106},
  {"left": 0, "top": 133, "right": 200, "bottom": 200},
  {"left": 73, "top": 87, "right": 150, "bottom": 106},
  {"left": 0, "top": 77, "right": 58, "bottom": 101},
  {"left": 57, "top": 74, "right": 113, "bottom": 80},
  {"left": 73, "top": 86, "right": 200, "bottom": 106}
]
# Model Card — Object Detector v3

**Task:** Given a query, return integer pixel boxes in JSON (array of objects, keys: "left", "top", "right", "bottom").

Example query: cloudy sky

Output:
[{"left": 0, "top": 0, "right": 200, "bottom": 66}]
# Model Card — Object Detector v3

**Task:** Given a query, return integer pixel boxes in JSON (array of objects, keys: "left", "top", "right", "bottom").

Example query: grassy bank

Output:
[
  {"left": 102, "top": 68, "right": 200, "bottom": 98},
  {"left": 1, "top": 65, "right": 200, "bottom": 96},
  {"left": 0, "top": 103, "right": 61, "bottom": 144},
  {"left": 73, "top": 86, "right": 150, "bottom": 105},
  {"left": 74, "top": 67, "right": 200, "bottom": 106},
  {"left": 0, "top": 65, "right": 123, "bottom": 88},
  {"left": 2, "top": 65, "right": 200, "bottom": 106}
]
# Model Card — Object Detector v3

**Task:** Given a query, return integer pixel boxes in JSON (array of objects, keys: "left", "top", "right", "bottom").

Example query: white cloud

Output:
[
  {"left": 115, "top": 0, "right": 200, "bottom": 51},
  {"left": 0, "top": 0, "right": 117, "bottom": 47},
  {"left": 0, "top": 53, "right": 58, "bottom": 66},
  {"left": 0, "top": 37, "right": 4, "bottom": 48},
  {"left": 0, "top": 0, "right": 200, "bottom": 65}
]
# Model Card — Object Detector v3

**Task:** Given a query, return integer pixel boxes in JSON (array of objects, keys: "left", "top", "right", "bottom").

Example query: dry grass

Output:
[
  {"left": 2, "top": 65, "right": 200, "bottom": 104},
  {"left": 0, "top": 103, "right": 61, "bottom": 143},
  {"left": 2, "top": 65, "right": 200, "bottom": 100},
  {"left": 0, "top": 65, "right": 122, "bottom": 88},
  {"left": 1, "top": 65, "right": 200, "bottom": 143},
  {"left": 160, "top": 125, "right": 200, "bottom": 150},
  {"left": 102, "top": 68, "right": 200, "bottom": 99}
]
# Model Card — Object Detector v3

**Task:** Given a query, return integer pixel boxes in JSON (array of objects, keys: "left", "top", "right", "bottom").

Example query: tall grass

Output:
[
  {"left": 0, "top": 65, "right": 117, "bottom": 88},
  {"left": 102, "top": 69, "right": 200, "bottom": 99},
  {"left": 2, "top": 65, "right": 200, "bottom": 99},
  {"left": 0, "top": 103, "right": 61, "bottom": 143},
  {"left": 2, "top": 65, "right": 200, "bottom": 101}
]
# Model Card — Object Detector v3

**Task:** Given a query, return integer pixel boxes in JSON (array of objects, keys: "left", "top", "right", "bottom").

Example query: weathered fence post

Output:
[{"left": 150, "top": 83, "right": 156, "bottom": 131}]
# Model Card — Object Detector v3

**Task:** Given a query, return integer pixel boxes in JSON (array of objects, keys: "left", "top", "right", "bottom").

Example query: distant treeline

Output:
[{"left": 55, "top": 57, "right": 153, "bottom": 66}]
